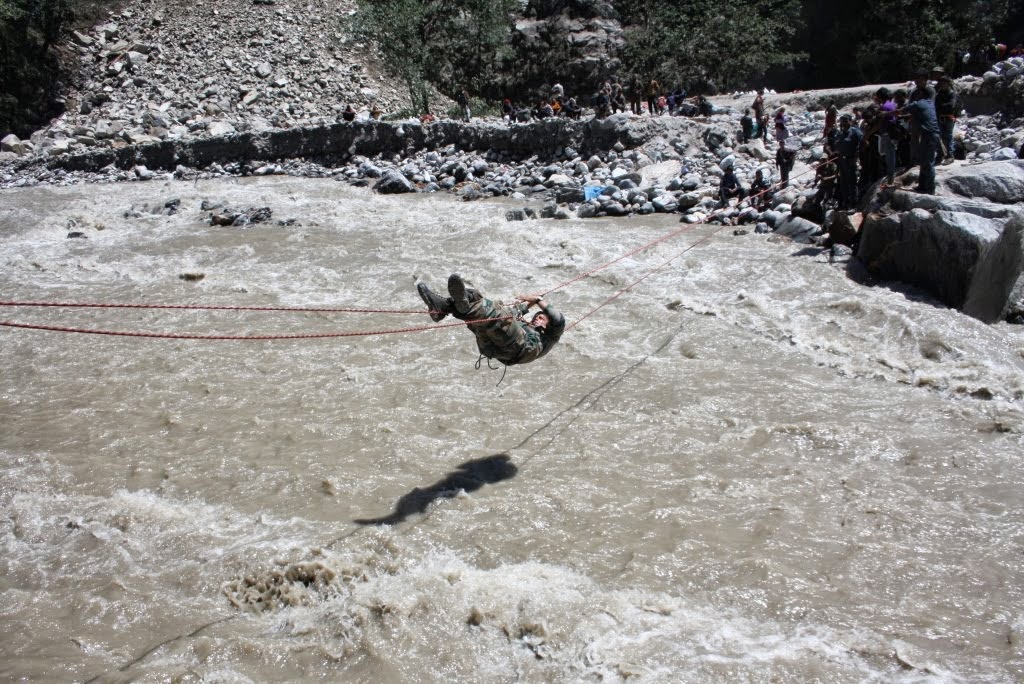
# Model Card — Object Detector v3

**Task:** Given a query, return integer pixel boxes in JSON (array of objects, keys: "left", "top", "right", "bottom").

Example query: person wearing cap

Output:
[
  {"left": 750, "top": 168, "right": 773, "bottom": 210},
  {"left": 909, "top": 69, "right": 935, "bottom": 103},
  {"left": 416, "top": 275, "right": 565, "bottom": 367},
  {"left": 934, "top": 75, "right": 962, "bottom": 164},
  {"left": 718, "top": 164, "right": 747, "bottom": 207},
  {"left": 898, "top": 97, "right": 941, "bottom": 194},
  {"left": 835, "top": 113, "right": 863, "bottom": 209},
  {"left": 775, "top": 141, "right": 797, "bottom": 189}
]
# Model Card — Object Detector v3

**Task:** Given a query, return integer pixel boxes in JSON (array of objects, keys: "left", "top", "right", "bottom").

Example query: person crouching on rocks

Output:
[
  {"left": 718, "top": 166, "right": 747, "bottom": 207},
  {"left": 417, "top": 275, "right": 566, "bottom": 367}
]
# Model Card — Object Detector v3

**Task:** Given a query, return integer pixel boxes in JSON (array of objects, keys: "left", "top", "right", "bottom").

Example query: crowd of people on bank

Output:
[
  {"left": 721, "top": 65, "right": 966, "bottom": 211},
  {"left": 500, "top": 77, "right": 715, "bottom": 123},
  {"left": 334, "top": 53, "right": 1020, "bottom": 212},
  {"left": 819, "top": 66, "right": 961, "bottom": 207}
]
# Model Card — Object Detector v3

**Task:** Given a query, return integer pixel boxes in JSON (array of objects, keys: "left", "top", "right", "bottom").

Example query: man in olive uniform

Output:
[{"left": 417, "top": 274, "right": 565, "bottom": 366}]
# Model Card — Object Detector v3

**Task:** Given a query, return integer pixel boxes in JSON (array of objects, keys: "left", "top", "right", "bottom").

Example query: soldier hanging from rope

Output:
[{"left": 416, "top": 274, "right": 565, "bottom": 366}]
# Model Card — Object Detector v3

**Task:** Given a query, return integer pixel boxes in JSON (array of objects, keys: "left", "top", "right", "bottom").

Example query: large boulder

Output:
[
  {"left": 373, "top": 170, "right": 416, "bottom": 194},
  {"left": 825, "top": 211, "right": 863, "bottom": 247},
  {"left": 937, "top": 160, "right": 1024, "bottom": 204},
  {"left": 774, "top": 215, "right": 821, "bottom": 242},
  {"left": 857, "top": 161, "right": 1024, "bottom": 322}
]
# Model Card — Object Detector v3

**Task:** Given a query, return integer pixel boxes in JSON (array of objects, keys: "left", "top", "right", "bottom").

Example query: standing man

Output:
[
  {"left": 934, "top": 75, "right": 962, "bottom": 164},
  {"left": 901, "top": 97, "right": 941, "bottom": 194},
  {"left": 752, "top": 88, "right": 767, "bottom": 141},
  {"left": 835, "top": 114, "right": 863, "bottom": 209},
  {"left": 869, "top": 87, "right": 898, "bottom": 185},
  {"left": 823, "top": 101, "right": 838, "bottom": 140},
  {"left": 646, "top": 77, "right": 661, "bottom": 116},
  {"left": 740, "top": 109, "right": 754, "bottom": 143},
  {"left": 629, "top": 76, "right": 644, "bottom": 116},
  {"left": 776, "top": 142, "right": 797, "bottom": 189},
  {"left": 456, "top": 89, "right": 471, "bottom": 122}
]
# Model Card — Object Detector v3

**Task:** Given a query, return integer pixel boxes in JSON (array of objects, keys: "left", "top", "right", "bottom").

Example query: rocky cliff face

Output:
[
  {"left": 501, "top": 0, "right": 624, "bottom": 100},
  {"left": 1, "top": 0, "right": 630, "bottom": 158},
  {"left": 28, "top": 0, "right": 407, "bottom": 152}
]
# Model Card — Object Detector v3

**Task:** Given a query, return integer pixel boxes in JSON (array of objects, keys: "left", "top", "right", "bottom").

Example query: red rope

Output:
[
  {"left": 0, "top": 315, "right": 514, "bottom": 341},
  {"left": 541, "top": 155, "right": 835, "bottom": 299},
  {"left": 0, "top": 301, "right": 426, "bottom": 314},
  {"left": 565, "top": 155, "right": 836, "bottom": 329}
]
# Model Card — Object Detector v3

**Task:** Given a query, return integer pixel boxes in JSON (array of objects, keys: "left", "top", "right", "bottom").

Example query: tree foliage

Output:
[
  {"left": 616, "top": 0, "right": 805, "bottom": 91},
  {"left": 348, "top": 0, "right": 518, "bottom": 113},
  {"left": 801, "top": 0, "right": 1017, "bottom": 87},
  {"left": 0, "top": 0, "right": 75, "bottom": 135}
]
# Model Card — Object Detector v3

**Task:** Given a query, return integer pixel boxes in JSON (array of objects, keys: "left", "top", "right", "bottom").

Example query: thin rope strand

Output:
[
  {"left": 0, "top": 315, "right": 513, "bottom": 341},
  {"left": 0, "top": 301, "right": 429, "bottom": 314}
]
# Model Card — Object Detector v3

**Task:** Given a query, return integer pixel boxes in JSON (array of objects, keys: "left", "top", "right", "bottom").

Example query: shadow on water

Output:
[
  {"left": 790, "top": 246, "right": 827, "bottom": 258},
  {"left": 353, "top": 453, "right": 518, "bottom": 526}
]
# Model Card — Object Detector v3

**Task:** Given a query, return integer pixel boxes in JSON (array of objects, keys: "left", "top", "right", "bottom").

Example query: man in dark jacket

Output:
[
  {"left": 901, "top": 97, "right": 941, "bottom": 194},
  {"left": 417, "top": 274, "right": 566, "bottom": 366},
  {"left": 835, "top": 114, "right": 863, "bottom": 209},
  {"left": 933, "top": 75, "right": 962, "bottom": 164}
]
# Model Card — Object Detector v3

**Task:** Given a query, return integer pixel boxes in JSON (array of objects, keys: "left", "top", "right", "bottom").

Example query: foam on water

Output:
[{"left": 2, "top": 177, "right": 1023, "bottom": 682}]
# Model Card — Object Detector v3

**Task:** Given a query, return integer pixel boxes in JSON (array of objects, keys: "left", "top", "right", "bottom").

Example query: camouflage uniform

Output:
[{"left": 460, "top": 295, "right": 565, "bottom": 366}]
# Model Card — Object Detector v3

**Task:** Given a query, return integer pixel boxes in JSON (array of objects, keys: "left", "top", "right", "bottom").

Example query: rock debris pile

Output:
[{"left": 0, "top": 0, "right": 404, "bottom": 160}]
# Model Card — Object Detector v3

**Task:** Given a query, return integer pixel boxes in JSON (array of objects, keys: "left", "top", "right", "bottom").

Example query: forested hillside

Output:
[{"left": 3, "top": 0, "right": 1023, "bottom": 136}]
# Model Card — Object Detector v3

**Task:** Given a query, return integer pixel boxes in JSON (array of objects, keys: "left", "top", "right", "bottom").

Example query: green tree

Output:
[
  {"left": 348, "top": 0, "right": 518, "bottom": 114},
  {"left": 1, "top": 0, "right": 76, "bottom": 136},
  {"left": 617, "top": 0, "right": 805, "bottom": 91},
  {"left": 854, "top": 0, "right": 1012, "bottom": 81},
  {"left": 801, "top": 0, "right": 1015, "bottom": 87}
]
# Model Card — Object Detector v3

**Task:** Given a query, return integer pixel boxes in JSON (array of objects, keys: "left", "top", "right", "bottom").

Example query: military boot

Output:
[
  {"left": 417, "top": 282, "right": 454, "bottom": 322},
  {"left": 447, "top": 273, "right": 481, "bottom": 315}
]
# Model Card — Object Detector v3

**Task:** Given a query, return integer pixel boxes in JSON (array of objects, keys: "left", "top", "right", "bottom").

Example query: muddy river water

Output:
[{"left": 2, "top": 176, "right": 1023, "bottom": 682}]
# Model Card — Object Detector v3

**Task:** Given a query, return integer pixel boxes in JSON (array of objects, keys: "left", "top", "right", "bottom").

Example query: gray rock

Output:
[
  {"left": 703, "top": 125, "right": 732, "bottom": 150},
  {"left": 858, "top": 207, "right": 1023, "bottom": 323},
  {"left": 652, "top": 195, "right": 678, "bottom": 213},
  {"left": 373, "top": 170, "right": 416, "bottom": 194},
  {"left": 207, "top": 121, "right": 236, "bottom": 136},
  {"left": 1, "top": 134, "right": 28, "bottom": 156},
  {"left": 555, "top": 187, "right": 584, "bottom": 203},
  {"left": 458, "top": 183, "right": 484, "bottom": 201},
  {"left": 760, "top": 209, "right": 784, "bottom": 228},
  {"left": 826, "top": 211, "right": 863, "bottom": 247},
  {"left": 775, "top": 215, "right": 821, "bottom": 242},
  {"left": 938, "top": 160, "right": 1024, "bottom": 204}
]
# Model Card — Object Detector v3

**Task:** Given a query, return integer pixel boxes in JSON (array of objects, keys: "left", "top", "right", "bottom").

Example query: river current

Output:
[{"left": 2, "top": 176, "right": 1023, "bottom": 682}]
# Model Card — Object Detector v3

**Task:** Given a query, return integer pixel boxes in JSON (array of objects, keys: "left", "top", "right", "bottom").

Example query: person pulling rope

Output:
[{"left": 417, "top": 274, "right": 565, "bottom": 366}]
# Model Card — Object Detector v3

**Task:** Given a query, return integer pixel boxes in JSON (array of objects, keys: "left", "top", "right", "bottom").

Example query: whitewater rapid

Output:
[{"left": 2, "top": 176, "right": 1023, "bottom": 682}]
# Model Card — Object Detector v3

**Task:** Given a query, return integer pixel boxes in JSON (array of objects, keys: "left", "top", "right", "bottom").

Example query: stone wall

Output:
[{"left": 40, "top": 116, "right": 703, "bottom": 174}]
